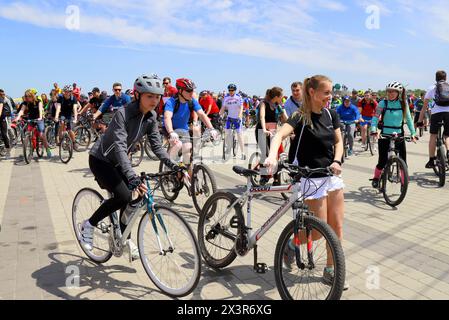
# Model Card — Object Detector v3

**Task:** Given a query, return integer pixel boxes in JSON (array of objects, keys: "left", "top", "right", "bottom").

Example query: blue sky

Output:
[{"left": 0, "top": 0, "right": 448, "bottom": 98}]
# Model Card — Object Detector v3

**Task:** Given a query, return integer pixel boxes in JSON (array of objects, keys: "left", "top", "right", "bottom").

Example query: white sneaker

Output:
[
  {"left": 80, "top": 220, "right": 94, "bottom": 251},
  {"left": 126, "top": 240, "right": 140, "bottom": 261}
]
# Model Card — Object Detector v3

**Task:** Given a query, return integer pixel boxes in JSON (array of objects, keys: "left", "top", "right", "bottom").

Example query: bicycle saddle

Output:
[{"left": 232, "top": 166, "right": 259, "bottom": 177}]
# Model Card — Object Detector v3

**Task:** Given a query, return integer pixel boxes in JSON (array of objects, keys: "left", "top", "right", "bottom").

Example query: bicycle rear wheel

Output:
[
  {"left": 198, "top": 192, "right": 242, "bottom": 269},
  {"left": 191, "top": 164, "right": 217, "bottom": 215},
  {"left": 74, "top": 126, "right": 91, "bottom": 151},
  {"left": 72, "top": 188, "right": 113, "bottom": 263},
  {"left": 274, "top": 216, "right": 345, "bottom": 300},
  {"left": 144, "top": 137, "right": 159, "bottom": 161},
  {"left": 59, "top": 133, "right": 73, "bottom": 164},
  {"left": 138, "top": 205, "right": 201, "bottom": 297},
  {"left": 382, "top": 157, "right": 409, "bottom": 207}
]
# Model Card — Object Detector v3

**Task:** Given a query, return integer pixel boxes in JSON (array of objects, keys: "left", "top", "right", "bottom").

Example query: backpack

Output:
[
  {"left": 377, "top": 100, "right": 405, "bottom": 133},
  {"left": 435, "top": 81, "right": 449, "bottom": 106}
]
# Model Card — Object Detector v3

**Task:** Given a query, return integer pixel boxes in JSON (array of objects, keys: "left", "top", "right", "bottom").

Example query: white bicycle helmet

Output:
[
  {"left": 134, "top": 74, "right": 164, "bottom": 95},
  {"left": 386, "top": 81, "right": 404, "bottom": 92}
]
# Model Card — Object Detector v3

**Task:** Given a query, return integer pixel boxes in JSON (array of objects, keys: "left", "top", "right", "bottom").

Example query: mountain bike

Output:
[
  {"left": 198, "top": 164, "right": 345, "bottom": 300},
  {"left": 370, "top": 133, "right": 412, "bottom": 207},
  {"left": 432, "top": 121, "right": 448, "bottom": 187},
  {"left": 22, "top": 120, "right": 45, "bottom": 164},
  {"left": 72, "top": 170, "right": 201, "bottom": 297}
]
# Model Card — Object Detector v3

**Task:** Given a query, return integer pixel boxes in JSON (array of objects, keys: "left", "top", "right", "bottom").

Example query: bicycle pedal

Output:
[
  {"left": 254, "top": 263, "right": 268, "bottom": 274},
  {"left": 230, "top": 216, "right": 240, "bottom": 228}
]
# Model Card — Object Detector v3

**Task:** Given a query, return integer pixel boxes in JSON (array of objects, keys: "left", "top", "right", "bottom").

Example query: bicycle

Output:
[
  {"left": 44, "top": 119, "right": 57, "bottom": 149},
  {"left": 198, "top": 164, "right": 345, "bottom": 300},
  {"left": 222, "top": 118, "right": 239, "bottom": 160},
  {"left": 22, "top": 120, "right": 45, "bottom": 164},
  {"left": 72, "top": 170, "right": 201, "bottom": 297},
  {"left": 159, "top": 134, "right": 217, "bottom": 215},
  {"left": 58, "top": 119, "right": 74, "bottom": 164},
  {"left": 370, "top": 133, "right": 412, "bottom": 207},
  {"left": 432, "top": 121, "right": 448, "bottom": 187},
  {"left": 361, "top": 120, "right": 377, "bottom": 156},
  {"left": 74, "top": 114, "right": 92, "bottom": 152}
]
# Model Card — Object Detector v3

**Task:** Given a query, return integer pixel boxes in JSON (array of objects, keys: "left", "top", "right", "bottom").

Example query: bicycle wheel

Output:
[
  {"left": 72, "top": 188, "right": 113, "bottom": 263},
  {"left": 138, "top": 205, "right": 201, "bottom": 297},
  {"left": 419, "top": 127, "right": 423, "bottom": 138},
  {"left": 158, "top": 161, "right": 181, "bottom": 202},
  {"left": 382, "top": 157, "right": 409, "bottom": 207},
  {"left": 232, "top": 133, "right": 237, "bottom": 157},
  {"left": 59, "top": 133, "right": 73, "bottom": 164},
  {"left": 144, "top": 137, "right": 159, "bottom": 161},
  {"left": 74, "top": 126, "right": 91, "bottom": 151},
  {"left": 36, "top": 135, "right": 44, "bottom": 158},
  {"left": 274, "top": 216, "right": 345, "bottom": 300},
  {"left": 45, "top": 126, "right": 56, "bottom": 149},
  {"left": 23, "top": 133, "right": 33, "bottom": 164},
  {"left": 191, "top": 164, "right": 217, "bottom": 215},
  {"left": 248, "top": 152, "right": 262, "bottom": 186},
  {"left": 368, "top": 135, "right": 377, "bottom": 156},
  {"left": 222, "top": 133, "right": 227, "bottom": 160},
  {"left": 436, "top": 146, "right": 447, "bottom": 187},
  {"left": 198, "top": 192, "right": 243, "bottom": 269},
  {"left": 129, "top": 140, "right": 144, "bottom": 167},
  {"left": 8, "top": 128, "right": 17, "bottom": 147}
]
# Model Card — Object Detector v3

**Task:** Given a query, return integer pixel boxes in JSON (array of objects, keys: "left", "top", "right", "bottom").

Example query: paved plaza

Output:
[{"left": 1, "top": 130, "right": 449, "bottom": 300}]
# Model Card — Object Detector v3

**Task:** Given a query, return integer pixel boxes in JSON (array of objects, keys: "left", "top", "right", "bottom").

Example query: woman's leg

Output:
[
  {"left": 326, "top": 189, "right": 345, "bottom": 267},
  {"left": 374, "top": 138, "right": 390, "bottom": 178}
]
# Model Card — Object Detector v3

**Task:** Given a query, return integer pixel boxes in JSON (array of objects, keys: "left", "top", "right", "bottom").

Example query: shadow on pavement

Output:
[
  {"left": 31, "top": 252, "right": 162, "bottom": 300},
  {"left": 411, "top": 171, "right": 442, "bottom": 189},
  {"left": 344, "top": 186, "right": 397, "bottom": 211}
]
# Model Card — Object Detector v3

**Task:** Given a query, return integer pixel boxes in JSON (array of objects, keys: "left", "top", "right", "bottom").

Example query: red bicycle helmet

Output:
[{"left": 176, "top": 78, "right": 196, "bottom": 91}]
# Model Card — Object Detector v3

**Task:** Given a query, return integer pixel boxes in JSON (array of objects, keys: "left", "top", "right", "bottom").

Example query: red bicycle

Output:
[{"left": 23, "top": 120, "right": 45, "bottom": 164}]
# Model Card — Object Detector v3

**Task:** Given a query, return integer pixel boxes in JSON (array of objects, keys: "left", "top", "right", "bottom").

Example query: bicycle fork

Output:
[
  {"left": 146, "top": 192, "right": 175, "bottom": 256},
  {"left": 293, "top": 202, "right": 315, "bottom": 270}
]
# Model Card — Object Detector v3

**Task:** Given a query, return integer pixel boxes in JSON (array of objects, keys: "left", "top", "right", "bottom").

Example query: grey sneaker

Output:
[
  {"left": 282, "top": 239, "right": 296, "bottom": 270},
  {"left": 80, "top": 220, "right": 94, "bottom": 251},
  {"left": 323, "top": 267, "right": 349, "bottom": 291},
  {"left": 126, "top": 240, "right": 140, "bottom": 261}
]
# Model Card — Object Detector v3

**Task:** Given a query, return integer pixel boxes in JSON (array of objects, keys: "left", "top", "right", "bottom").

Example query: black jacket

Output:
[{"left": 90, "top": 101, "right": 170, "bottom": 181}]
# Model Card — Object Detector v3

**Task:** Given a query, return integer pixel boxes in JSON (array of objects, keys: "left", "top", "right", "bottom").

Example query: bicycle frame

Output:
[{"left": 224, "top": 176, "right": 302, "bottom": 250}]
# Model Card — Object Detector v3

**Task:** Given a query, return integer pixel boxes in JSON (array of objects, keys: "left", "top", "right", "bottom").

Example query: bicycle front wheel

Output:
[
  {"left": 158, "top": 161, "right": 181, "bottom": 202},
  {"left": 72, "top": 188, "right": 113, "bottom": 263},
  {"left": 191, "top": 164, "right": 217, "bottom": 215},
  {"left": 74, "top": 126, "right": 91, "bottom": 151},
  {"left": 274, "top": 216, "right": 345, "bottom": 300},
  {"left": 59, "top": 133, "right": 73, "bottom": 164},
  {"left": 436, "top": 146, "right": 447, "bottom": 187},
  {"left": 138, "top": 205, "right": 201, "bottom": 297},
  {"left": 23, "top": 133, "right": 33, "bottom": 164},
  {"left": 129, "top": 140, "right": 144, "bottom": 167},
  {"left": 248, "top": 152, "right": 262, "bottom": 186},
  {"left": 144, "top": 137, "right": 159, "bottom": 161},
  {"left": 382, "top": 157, "right": 409, "bottom": 207},
  {"left": 36, "top": 135, "right": 44, "bottom": 158}
]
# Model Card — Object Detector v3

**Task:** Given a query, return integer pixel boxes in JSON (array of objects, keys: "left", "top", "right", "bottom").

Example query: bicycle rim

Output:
[
  {"left": 36, "top": 136, "right": 44, "bottom": 158},
  {"left": 59, "top": 134, "right": 73, "bottom": 164},
  {"left": 274, "top": 216, "right": 345, "bottom": 300},
  {"left": 159, "top": 161, "right": 181, "bottom": 202},
  {"left": 382, "top": 157, "right": 408, "bottom": 207},
  {"left": 23, "top": 134, "right": 32, "bottom": 164},
  {"left": 72, "top": 188, "right": 112, "bottom": 263},
  {"left": 138, "top": 206, "right": 201, "bottom": 297},
  {"left": 192, "top": 164, "right": 217, "bottom": 215},
  {"left": 198, "top": 192, "right": 240, "bottom": 269},
  {"left": 75, "top": 127, "right": 91, "bottom": 151}
]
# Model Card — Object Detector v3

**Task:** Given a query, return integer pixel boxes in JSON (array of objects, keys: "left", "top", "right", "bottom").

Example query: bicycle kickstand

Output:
[{"left": 253, "top": 245, "right": 268, "bottom": 274}]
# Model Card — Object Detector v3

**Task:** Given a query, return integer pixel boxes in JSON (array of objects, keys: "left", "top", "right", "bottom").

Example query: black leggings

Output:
[
  {"left": 0, "top": 118, "right": 10, "bottom": 149},
  {"left": 376, "top": 138, "right": 407, "bottom": 170},
  {"left": 88, "top": 155, "right": 132, "bottom": 238}
]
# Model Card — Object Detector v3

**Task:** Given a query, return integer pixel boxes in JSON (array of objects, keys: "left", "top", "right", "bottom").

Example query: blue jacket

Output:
[
  {"left": 336, "top": 103, "right": 360, "bottom": 123},
  {"left": 99, "top": 93, "right": 132, "bottom": 114}
]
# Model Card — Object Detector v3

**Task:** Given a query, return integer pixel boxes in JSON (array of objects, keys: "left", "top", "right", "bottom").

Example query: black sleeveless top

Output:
[{"left": 27, "top": 101, "right": 40, "bottom": 120}]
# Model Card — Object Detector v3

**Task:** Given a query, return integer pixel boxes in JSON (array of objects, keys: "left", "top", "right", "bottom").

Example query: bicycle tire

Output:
[
  {"left": 45, "top": 126, "right": 56, "bottom": 149},
  {"left": 8, "top": 128, "right": 17, "bottom": 147},
  {"left": 274, "top": 216, "right": 345, "bottom": 300},
  {"left": 158, "top": 161, "right": 181, "bottom": 202},
  {"left": 144, "top": 137, "right": 159, "bottom": 161},
  {"left": 138, "top": 205, "right": 201, "bottom": 297},
  {"left": 74, "top": 126, "right": 91, "bottom": 151},
  {"left": 129, "top": 140, "right": 144, "bottom": 167},
  {"left": 72, "top": 188, "right": 113, "bottom": 264},
  {"left": 248, "top": 152, "right": 262, "bottom": 186},
  {"left": 59, "top": 133, "right": 73, "bottom": 164},
  {"left": 368, "top": 135, "right": 375, "bottom": 156},
  {"left": 36, "top": 135, "right": 44, "bottom": 158},
  {"left": 232, "top": 133, "right": 237, "bottom": 157},
  {"left": 23, "top": 133, "right": 33, "bottom": 164},
  {"left": 198, "top": 192, "right": 243, "bottom": 269},
  {"left": 382, "top": 156, "right": 408, "bottom": 207},
  {"left": 191, "top": 163, "right": 217, "bottom": 215},
  {"left": 436, "top": 146, "right": 446, "bottom": 187}
]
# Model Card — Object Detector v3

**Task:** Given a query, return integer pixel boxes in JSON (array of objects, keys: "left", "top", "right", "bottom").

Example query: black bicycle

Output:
[
  {"left": 432, "top": 121, "right": 448, "bottom": 187},
  {"left": 370, "top": 133, "right": 412, "bottom": 207}
]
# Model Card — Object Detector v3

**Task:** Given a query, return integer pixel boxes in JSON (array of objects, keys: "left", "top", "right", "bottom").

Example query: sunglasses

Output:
[
  {"left": 114, "top": 88, "right": 122, "bottom": 92},
  {"left": 184, "top": 89, "right": 194, "bottom": 93},
  {"left": 229, "top": 90, "right": 235, "bottom": 92},
  {"left": 163, "top": 82, "right": 169, "bottom": 85}
]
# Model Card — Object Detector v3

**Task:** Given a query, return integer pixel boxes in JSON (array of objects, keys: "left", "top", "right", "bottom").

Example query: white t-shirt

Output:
[
  {"left": 425, "top": 85, "right": 449, "bottom": 115},
  {"left": 223, "top": 93, "right": 243, "bottom": 119}
]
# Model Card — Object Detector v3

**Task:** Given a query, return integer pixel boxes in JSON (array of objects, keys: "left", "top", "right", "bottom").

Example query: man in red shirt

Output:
[
  {"left": 72, "top": 83, "right": 81, "bottom": 102},
  {"left": 158, "top": 77, "right": 178, "bottom": 118},
  {"left": 358, "top": 90, "right": 378, "bottom": 147},
  {"left": 199, "top": 90, "right": 220, "bottom": 129}
]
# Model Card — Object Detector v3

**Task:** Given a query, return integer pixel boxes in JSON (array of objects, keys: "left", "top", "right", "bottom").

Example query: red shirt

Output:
[
  {"left": 358, "top": 99, "right": 378, "bottom": 117},
  {"left": 158, "top": 85, "right": 178, "bottom": 115},
  {"left": 73, "top": 87, "right": 81, "bottom": 101},
  {"left": 199, "top": 96, "right": 219, "bottom": 115}
]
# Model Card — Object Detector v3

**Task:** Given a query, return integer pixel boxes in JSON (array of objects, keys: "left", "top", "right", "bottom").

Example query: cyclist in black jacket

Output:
[{"left": 81, "top": 74, "right": 179, "bottom": 259}]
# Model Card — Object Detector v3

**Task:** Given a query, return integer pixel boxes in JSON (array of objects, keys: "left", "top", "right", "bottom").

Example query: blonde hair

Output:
[
  {"left": 297, "top": 75, "right": 332, "bottom": 128},
  {"left": 24, "top": 89, "right": 37, "bottom": 103}
]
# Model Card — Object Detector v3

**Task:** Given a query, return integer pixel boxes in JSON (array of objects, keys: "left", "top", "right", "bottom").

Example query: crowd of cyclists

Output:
[{"left": 1, "top": 70, "right": 449, "bottom": 299}]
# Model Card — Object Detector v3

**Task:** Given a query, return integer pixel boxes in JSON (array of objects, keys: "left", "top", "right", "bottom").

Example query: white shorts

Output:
[{"left": 299, "top": 176, "right": 345, "bottom": 201}]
